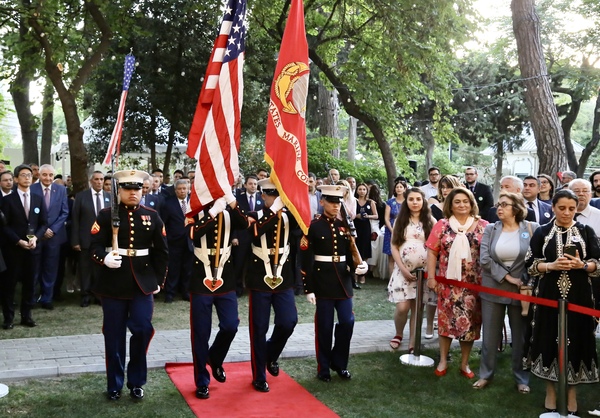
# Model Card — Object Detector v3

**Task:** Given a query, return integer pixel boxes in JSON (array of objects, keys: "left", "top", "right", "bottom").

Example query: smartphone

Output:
[{"left": 564, "top": 244, "right": 577, "bottom": 257}]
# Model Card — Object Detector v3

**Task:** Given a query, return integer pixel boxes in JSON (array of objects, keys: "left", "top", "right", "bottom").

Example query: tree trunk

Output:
[
  {"left": 309, "top": 50, "right": 397, "bottom": 195},
  {"left": 10, "top": 68, "right": 38, "bottom": 165},
  {"left": 318, "top": 81, "right": 340, "bottom": 157},
  {"left": 40, "top": 79, "right": 54, "bottom": 165},
  {"left": 580, "top": 90, "right": 600, "bottom": 176},
  {"left": 423, "top": 131, "right": 434, "bottom": 175},
  {"left": 561, "top": 98, "right": 581, "bottom": 174},
  {"left": 494, "top": 144, "right": 504, "bottom": 202},
  {"left": 347, "top": 116, "right": 357, "bottom": 163},
  {"left": 511, "top": 0, "right": 567, "bottom": 180}
]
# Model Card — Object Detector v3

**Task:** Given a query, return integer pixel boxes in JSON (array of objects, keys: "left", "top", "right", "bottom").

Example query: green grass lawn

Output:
[
  {"left": 3, "top": 349, "right": 597, "bottom": 417},
  {"left": 0, "top": 277, "right": 392, "bottom": 339}
]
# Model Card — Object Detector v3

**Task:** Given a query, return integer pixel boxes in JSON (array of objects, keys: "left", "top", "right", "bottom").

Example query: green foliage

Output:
[{"left": 307, "top": 136, "right": 387, "bottom": 188}]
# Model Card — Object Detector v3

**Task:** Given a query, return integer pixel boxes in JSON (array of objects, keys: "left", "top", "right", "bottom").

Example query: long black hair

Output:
[{"left": 391, "top": 188, "right": 433, "bottom": 249}]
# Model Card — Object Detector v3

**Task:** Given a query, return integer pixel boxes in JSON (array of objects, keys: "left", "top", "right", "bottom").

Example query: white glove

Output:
[
  {"left": 306, "top": 293, "right": 316, "bottom": 305},
  {"left": 223, "top": 191, "right": 236, "bottom": 205},
  {"left": 355, "top": 261, "right": 368, "bottom": 276},
  {"left": 152, "top": 286, "right": 161, "bottom": 295},
  {"left": 104, "top": 251, "right": 122, "bottom": 269},
  {"left": 270, "top": 196, "right": 284, "bottom": 213},
  {"left": 208, "top": 197, "right": 227, "bottom": 218}
]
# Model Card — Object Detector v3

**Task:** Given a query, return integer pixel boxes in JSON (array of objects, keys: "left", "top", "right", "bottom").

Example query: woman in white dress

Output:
[{"left": 388, "top": 188, "right": 435, "bottom": 351}]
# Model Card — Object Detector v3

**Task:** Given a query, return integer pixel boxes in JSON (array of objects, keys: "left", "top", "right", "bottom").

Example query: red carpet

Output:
[{"left": 165, "top": 362, "right": 339, "bottom": 418}]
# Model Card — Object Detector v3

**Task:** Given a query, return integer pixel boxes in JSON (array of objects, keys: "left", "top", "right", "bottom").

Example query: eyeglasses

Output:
[
  {"left": 465, "top": 173, "right": 476, "bottom": 176},
  {"left": 495, "top": 202, "right": 514, "bottom": 208},
  {"left": 18, "top": 173, "right": 32, "bottom": 178},
  {"left": 572, "top": 189, "right": 591, "bottom": 195}
]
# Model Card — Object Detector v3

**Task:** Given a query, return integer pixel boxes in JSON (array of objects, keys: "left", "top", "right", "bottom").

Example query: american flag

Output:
[
  {"left": 187, "top": 0, "right": 247, "bottom": 216},
  {"left": 103, "top": 53, "right": 136, "bottom": 166}
]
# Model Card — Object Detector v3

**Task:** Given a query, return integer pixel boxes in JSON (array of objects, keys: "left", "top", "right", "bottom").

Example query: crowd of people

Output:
[{"left": 2, "top": 159, "right": 600, "bottom": 414}]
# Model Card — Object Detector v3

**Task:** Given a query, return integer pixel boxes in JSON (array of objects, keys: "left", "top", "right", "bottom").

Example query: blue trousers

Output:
[
  {"left": 191, "top": 291, "right": 239, "bottom": 388},
  {"left": 249, "top": 288, "right": 298, "bottom": 382},
  {"left": 35, "top": 238, "right": 62, "bottom": 304},
  {"left": 101, "top": 290, "right": 155, "bottom": 392},
  {"left": 315, "top": 298, "right": 354, "bottom": 377}
]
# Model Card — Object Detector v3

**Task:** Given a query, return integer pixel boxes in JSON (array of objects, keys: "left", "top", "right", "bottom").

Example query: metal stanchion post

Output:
[
  {"left": 400, "top": 268, "right": 434, "bottom": 367},
  {"left": 540, "top": 298, "right": 570, "bottom": 418}
]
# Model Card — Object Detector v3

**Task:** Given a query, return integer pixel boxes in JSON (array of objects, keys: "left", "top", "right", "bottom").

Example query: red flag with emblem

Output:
[{"left": 264, "top": 0, "right": 311, "bottom": 234}]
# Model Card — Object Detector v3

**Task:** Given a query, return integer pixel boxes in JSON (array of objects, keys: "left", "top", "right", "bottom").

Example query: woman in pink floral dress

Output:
[{"left": 426, "top": 188, "right": 488, "bottom": 379}]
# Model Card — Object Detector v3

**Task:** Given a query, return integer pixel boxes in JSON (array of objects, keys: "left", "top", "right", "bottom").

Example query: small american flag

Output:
[
  {"left": 187, "top": 0, "right": 247, "bottom": 216},
  {"left": 103, "top": 53, "right": 136, "bottom": 166}
]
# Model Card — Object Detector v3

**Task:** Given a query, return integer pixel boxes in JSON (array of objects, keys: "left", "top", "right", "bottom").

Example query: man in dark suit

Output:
[
  {"left": 1, "top": 164, "right": 47, "bottom": 329},
  {"left": 464, "top": 166, "right": 494, "bottom": 221},
  {"left": 91, "top": 169, "right": 168, "bottom": 401},
  {"left": 486, "top": 176, "right": 536, "bottom": 223},
  {"left": 232, "top": 175, "right": 263, "bottom": 296},
  {"left": 30, "top": 164, "right": 69, "bottom": 309},
  {"left": 71, "top": 170, "right": 110, "bottom": 307},
  {"left": 140, "top": 179, "right": 161, "bottom": 211},
  {"left": 159, "top": 180, "right": 193, "bottom": 302},
  {"left": 522, "top": 176, "right": 552, "bottom": 225}
]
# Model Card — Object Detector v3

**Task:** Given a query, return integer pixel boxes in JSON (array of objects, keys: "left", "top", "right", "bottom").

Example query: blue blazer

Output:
[
  {"left": 30, "top": 182, "right": 69, "bottom": 244},
  {"left": 159, "top": 195, "right": 192, "bottom": 246},
  {"left": 590, "top": 198, "right": 600, "bottom": 210},
  {"left": 535, "top": 199, "right": 553, "bottom": 225},
  {"left": 141, "top": 193, "right": 161, "bottom": 211}
]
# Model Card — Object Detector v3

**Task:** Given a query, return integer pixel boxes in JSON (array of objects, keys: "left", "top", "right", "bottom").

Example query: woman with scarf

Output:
[{"left": 426, "top": 188, "right": 488, "bottom": 378}]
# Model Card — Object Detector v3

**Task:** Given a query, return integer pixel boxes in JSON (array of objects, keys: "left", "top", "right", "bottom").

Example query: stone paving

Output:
[{"left": 0, "top": 319, "right": 427, "bottom": 381}]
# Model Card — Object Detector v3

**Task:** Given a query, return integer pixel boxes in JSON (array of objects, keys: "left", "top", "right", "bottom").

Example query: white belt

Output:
[
  {"left": 251, "top": 245, "right": 286, "bottom": 256},
  {"left": 193, "top": 247, "right": 229, "bottom": 256},
  {"left": 314, "top": 255, "right": 346, "bottom": 263},
  {"left": 106, "top": 248, "right": 150, "bottom": 257}
]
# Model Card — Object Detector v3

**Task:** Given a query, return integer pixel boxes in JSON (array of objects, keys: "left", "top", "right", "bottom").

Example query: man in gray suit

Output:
[{"left": 71, "top": 171, "right": 110, "bottom": 307}]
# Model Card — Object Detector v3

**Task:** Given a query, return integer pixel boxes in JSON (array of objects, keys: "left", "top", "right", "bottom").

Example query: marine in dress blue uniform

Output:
[
  {"left": 188, "top": 195, "right": 249, "bottom": 399},
  {"left": 246, "top": 179, "right": 299, "bottom": 392},
  {"left": 90, "top": 170, "right": 168, "bottom": 401},
  {"left": 301, "top": 185, "right": 368, "bottom": 382}
]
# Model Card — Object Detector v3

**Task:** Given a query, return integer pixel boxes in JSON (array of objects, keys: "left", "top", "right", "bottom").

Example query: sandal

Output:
[
  {"left": 517, "top": 384, "right": 530, "bottom": 394},
  {"left": 389, "top": 336, "right": 402, "bottom": 349},
  {"left": 472, "top": 379, "right": 489, "bottom": 389}
]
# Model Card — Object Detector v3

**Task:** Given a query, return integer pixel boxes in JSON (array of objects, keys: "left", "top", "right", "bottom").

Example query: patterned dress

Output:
[
  {"left": 383, "top": 197, "right": 403, "bottom": 255},
  {"left": 425, "top": 218, "right": 487, "bottom": 341},
  {"left": 524, "top": 221, "right": 600, "bottom": 384},
  {"left": 388, "top": 221, "right": 427, "bottom": 303}
]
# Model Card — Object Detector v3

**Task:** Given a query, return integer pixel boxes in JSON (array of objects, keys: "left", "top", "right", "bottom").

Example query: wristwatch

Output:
[{"left": 583, "top": 262, "right": 589, "bottom": 272}]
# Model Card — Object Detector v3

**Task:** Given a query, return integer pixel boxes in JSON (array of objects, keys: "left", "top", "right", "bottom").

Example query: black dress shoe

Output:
[
  {"left": 211, "top": 364, "right": 226, "bottom": 383},
  {"left": 41, "top": 302, "right": 54, "bottom": 310},
  {"left": 352, "top": 282, "right": 361, "bottom": 289},
  {"left": 182, "top": 293, "right": 190, "bottom": 301},
  {"left": 267, "top": 361, "right": 280, "bottom": 377},
  {"left": 331, "top": 366, "right": 352, "bottom": 380},
  {"left": 107, "top": 390, "right": 121, "bottom": 401},
  {"left": 129, "top": 386, "right": 144, "bottom": 400},
  {"left": 164, "top": 296, "right": 174, "bottom": 304},
  {"left": 252, "top": 380, "right": 270, "bottom": 392},
  {"left": 20, "top": 317, "right": 37, "bottom": 327},
  {"left": 195, "top": 386, "right": 209, "bottom": 399},
  {"left": 80, "top": 297, "right": 90, "bottom": 307},
  {"left": 2, "top": 323, "right": 13, "bottom": 330},
  {"left": 317, "top": 374, "right": 331, "bottom": 382}
]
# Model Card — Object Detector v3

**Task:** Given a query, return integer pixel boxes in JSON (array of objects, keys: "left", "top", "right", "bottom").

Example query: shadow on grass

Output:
[{"left": 3, "top": 348, "right": 598, "bottom": 418}]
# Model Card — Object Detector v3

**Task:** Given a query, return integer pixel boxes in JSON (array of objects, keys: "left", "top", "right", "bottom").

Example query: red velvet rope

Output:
[{"left": 433, "top": 275, "right": 600, "bottom": 318}]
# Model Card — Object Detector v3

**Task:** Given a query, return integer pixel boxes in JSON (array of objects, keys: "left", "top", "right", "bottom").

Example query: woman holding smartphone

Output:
[{"left": 525, "top": 189, "right": 600, "bottom": 415}]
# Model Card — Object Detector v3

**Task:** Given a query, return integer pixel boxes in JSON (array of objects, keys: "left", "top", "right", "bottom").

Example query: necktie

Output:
[
  {"left": 181, "top": 199, "right": 187, "bottom": 215},
  {"left": 95, "top": 192, "right": 101, "bottom": 216},
  {"left": 249, "top": 194, "right": 254, "bottom": 211},
  {"left": 23, "top": 192, "right": 29, "bottom": 219},
  {"left": 527, "top": 201, "right": 533, "bottom": 209},
  {"left": 44, "top": 187, "right": 51, "bottom": 210},
  {"left": 141, "top": 196, "right": 145, "bottom": 206},
  {"left": 470, "top": 186, "right": 475, "bottom": 193}
]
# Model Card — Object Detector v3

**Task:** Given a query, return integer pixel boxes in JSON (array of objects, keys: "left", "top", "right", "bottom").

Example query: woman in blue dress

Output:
[{"left": 384, "top": 179, "right": 407, "bottom": 276}]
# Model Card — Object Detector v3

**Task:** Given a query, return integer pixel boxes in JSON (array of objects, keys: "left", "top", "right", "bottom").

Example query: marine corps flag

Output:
[{"left": 264, "top": 0, "right": 311, "bottom": 234}]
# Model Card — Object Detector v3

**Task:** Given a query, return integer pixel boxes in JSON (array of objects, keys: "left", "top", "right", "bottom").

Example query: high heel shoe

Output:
[{"left": 434, "top": 367, "right": 447, "bottom": 376}]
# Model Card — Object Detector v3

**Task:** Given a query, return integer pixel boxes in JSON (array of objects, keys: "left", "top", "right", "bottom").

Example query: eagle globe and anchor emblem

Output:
[{"left": 274, "top": 62, "right": 310, "bottom": 118}]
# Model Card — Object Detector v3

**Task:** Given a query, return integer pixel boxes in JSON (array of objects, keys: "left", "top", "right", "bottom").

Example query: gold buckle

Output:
[
  {"left": 269, "top": 248, "right": 277, "bottom": 255},
  {"left": 208, "top": 249, "right": 216, "bottom": 256},
  {"left": 332, "top": 255, "right": 340, "bottom": 262},
  {"left": 127, "top": 249, "right": 137, "bottom": 257}
]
